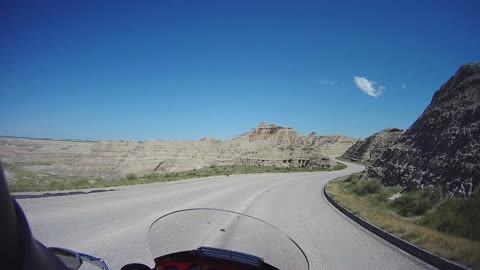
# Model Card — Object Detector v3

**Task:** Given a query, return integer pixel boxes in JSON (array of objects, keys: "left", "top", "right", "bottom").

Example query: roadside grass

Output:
[
  {"left": 331, "top": 162, "right": 347, "bottom": 171},
  {"left": 6, "top": 162, "right": 347, "bottom": 192},
  {"left": 326, "top": 173, "right": 480, "bottom": 269},
  {"left": 423, "top": 191, "right": 480, "bottom": 242},
  {"left": 4, "top": 163, "right": 99, "bottom": 192}
]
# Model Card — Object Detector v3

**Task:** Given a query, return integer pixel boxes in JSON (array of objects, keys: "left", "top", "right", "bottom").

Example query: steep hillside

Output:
[
  {"left": 341, "top": 128, "right": 404, "bottom": 163},
  {"left": 368, "top": 63, "right": 480, "bottom": 196}
]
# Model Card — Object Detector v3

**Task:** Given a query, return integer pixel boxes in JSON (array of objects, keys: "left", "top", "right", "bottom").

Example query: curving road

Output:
[{"left": 17, "top": 161, "right": 435, "bottom": 270}]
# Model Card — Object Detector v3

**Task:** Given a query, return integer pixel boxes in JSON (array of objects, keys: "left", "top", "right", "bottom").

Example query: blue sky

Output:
[{"left": 1, "top": 1, "right": 478, "bottom": 140}]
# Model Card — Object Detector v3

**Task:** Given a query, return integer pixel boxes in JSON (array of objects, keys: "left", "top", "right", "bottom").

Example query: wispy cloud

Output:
[
  {"left": 402, "top": 82, "right": 406, "bottom": 89},
  {"left": 353, "top": 76, "right": 385, "bottom": 97},
  {"left": 319, "top": 79, "right": 337, "bottom": 86}
]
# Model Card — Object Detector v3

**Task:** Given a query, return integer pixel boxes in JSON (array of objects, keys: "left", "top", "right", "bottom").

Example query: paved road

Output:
[{"left": 17, "top": 161, "right": 434, "bottom": 270}]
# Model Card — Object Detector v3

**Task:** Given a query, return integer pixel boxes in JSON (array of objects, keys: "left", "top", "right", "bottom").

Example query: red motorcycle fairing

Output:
[{"left": 154, "top": 247, "right": 279, "bottom": 270}]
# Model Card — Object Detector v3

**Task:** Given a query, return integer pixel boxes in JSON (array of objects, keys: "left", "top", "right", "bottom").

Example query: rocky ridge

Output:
[
  {"left": 341, "top": 128, "right": 404, "bottom": 163},
  {"left": 368, "top": 63, "right": 480, "bottom": 196},
  {"left": 0, "top": 122, "right": 357, "bottom": 181}
]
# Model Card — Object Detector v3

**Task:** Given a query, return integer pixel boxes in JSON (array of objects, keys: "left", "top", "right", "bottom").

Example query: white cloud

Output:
[
  {"left": 319, "top": 79, "right": 337, "bottom": 86},
  {"left": 402, "top": 83, "right": 406, "bottom": 89},
  {"left": 353, "top": 76, "right": 385, "bottom": 97}
]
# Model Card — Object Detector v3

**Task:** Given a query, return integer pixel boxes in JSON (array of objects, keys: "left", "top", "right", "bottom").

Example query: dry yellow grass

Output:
[{"left": 327, "top": 177, "right": 480, "bottom": 269}]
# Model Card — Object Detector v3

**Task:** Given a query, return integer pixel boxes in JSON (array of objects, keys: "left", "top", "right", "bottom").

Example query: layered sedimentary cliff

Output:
[{"left": 0, "top": 122, "right": 357, "bottom": 181}]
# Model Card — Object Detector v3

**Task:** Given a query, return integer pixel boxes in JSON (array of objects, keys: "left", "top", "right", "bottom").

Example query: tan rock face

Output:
[
  {"left": 0, "top": 123, "right": 356, "bottom": 180},
  {"left": 341, "top": 128, "right": 404, "bottom": 163}
]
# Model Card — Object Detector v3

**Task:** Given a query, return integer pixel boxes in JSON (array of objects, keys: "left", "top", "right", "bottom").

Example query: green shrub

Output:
[
  {"left": 364, "top": 180, "right": 383, "bottom": 193},
  {"left": 333, "top": 162, "right": 347, "bottom": 170},
  {"left": 345, "top": 174, "right": 359, "bottom": 183},
  {"left": 423, "top": 185, "right": 443, "bottom": 205},
  {"left": 126, "top": 173, "right": 137, "bottom": 180},
  {"left": 391, "top": 187, "right": 444, "bottom": 217},
  {"left": 391, "top": 191, "right": 434, "bottom": 217},
  {"left": 375, "top": 188, "right": 391, "bottom": 202},
  {"left": 423, "top": 189, "right": 480, "bottom": 240},
  {"left": 352, "top": 180, "right": 383, "bottom": 196}
]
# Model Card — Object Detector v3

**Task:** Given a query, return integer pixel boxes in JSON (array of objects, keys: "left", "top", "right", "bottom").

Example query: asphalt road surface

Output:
[{"left": 17, "top": 161, "right": 435, "bottom": 270}]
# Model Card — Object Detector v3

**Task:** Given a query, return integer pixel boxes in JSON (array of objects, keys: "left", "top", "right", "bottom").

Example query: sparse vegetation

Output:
[
  {"left": 126, "top": 173, "right": 137, "bottom": 180},
  {"left": 4, "top": 163, "right": 97, "bottom": 192},
  {"left": 332, "top": 162, "right": 347, "bottom": 170},
  {"left": 423, "top": 190, "right": 480, "bottom": 241},
  {"left": 351, "top": 178, "right": 383, "bottom": 195},
  {"left": 326, "top": 174, "right": 480, "bottom": 269},
  {"left": 6, "top": 162, "right": 347, "bottom": 192}
]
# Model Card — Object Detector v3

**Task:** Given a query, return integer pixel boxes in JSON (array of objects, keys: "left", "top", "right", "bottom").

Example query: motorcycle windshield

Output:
[{"left": 148, "top": 208, "right": 309, "bottom": 270}]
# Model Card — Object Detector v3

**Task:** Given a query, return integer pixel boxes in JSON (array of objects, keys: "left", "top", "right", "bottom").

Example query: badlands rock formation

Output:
[
  {"left": 0, "top": 122, "right": 356, "bottom": 181},
  {"left": 341, "top": 128, "right": 404, "bottom": 163},
  {"left": 368, "top": 63, "right": 480, "bottom": 196}
]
